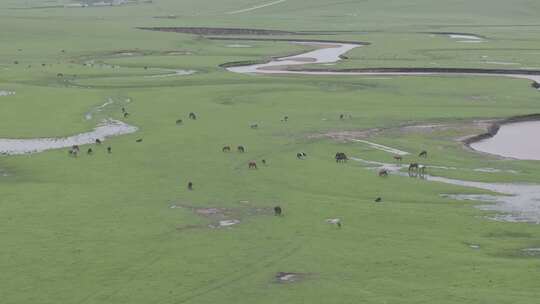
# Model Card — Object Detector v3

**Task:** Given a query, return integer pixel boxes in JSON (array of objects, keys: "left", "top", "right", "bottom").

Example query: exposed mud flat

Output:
[{"left": 0, "top": 119, "right": 137, "bottom": 155}]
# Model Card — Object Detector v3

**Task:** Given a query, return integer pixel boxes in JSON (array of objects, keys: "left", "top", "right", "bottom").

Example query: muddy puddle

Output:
[
  {"left": 0, "top": 119, "right": 138, "bottom": 155},
  {"left": 144, "top": 69, "right": 196, "bottom": 78},
  {"left": 0, "top": 90, "right": 15, "bottom": 96},
  {"left": 85, "top": 96, "right": 131, "bottom": 120},
  {"left": 275, "top": 272, "right": 311, "bottom": 284},
  {"left": 470, "top": 121, "right": 540, "bottom": 160},
  {"left": 352, "top": 157, "right": 540, "bottom": 223}
]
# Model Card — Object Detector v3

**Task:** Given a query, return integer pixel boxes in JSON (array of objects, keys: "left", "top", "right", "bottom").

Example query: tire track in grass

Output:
[{"left": 173, "top": 242, "right": 301, "bottom": 304}]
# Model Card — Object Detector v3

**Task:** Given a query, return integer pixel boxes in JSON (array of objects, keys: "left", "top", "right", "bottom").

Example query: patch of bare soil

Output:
[
  {"left": 309, "top": 119, "right": 497, "bottom": 144},
  {"left": 308, "top": 129, "right": 382, "bottom": 142},
  {"left": 170, "top": 203, "right": 274, "bottom": 230}
]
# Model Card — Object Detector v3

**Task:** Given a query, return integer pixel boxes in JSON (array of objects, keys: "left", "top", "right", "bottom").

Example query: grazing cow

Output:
[
  {"left": 188, "top": 112, "right": 197, "bottom": 120},
  {"left": 95, "top": 139, "right": 102, "bottom": 144},
  {"left": 532, "top": 82, "right": 540, "bottom": 89},
  {"left": 335, "top": 152, "right": 348, "bottom": 163},
  {"left": 237, "top": 146, "right": 246, "bottom": 153},
  {"left": 176, "top": 119, "right": 183, "bottom": 125},
  {"left": 419, "top": 150, "right": 428, "bottom": 158},
  {"left": 250, "top": 124, "right": 258, "bottom": 129},
  {"left": 187, "top": 182, "right": 193, "bottom": 190},
  {"left": 297, "top": 152, "right": 307, "bottom": 159},
  {"left": 87, "top": 148, "right": 93, "bottom": 155},
  {"left": 222, "top": 145, "right": 231, "bottom": 152},
  {"left": 248, "top": 161, "right": 258, "bottom": 169},
  {"left": 136, "top": 138, "right": 143, "bottom": 143},
  {"left": 393, "top": 155, "right": 403, "bottom": 162},
  {"left": 378, "top": 169, "right": 389, "bottom": 177},
  {"left": 107, "top": 146, "right": 112, "bottom": 154},
  {"left": 274, "top": 206, "right": 282, "bottom": 216},
  {"left": 375, "top": 197, "right": 382, "bottom": 203},
  {"left": 123, "top": 112, "right": 129, "bottom": 118}
]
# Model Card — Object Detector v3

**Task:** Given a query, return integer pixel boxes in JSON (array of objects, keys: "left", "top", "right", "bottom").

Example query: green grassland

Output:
[{"left": 1, "top": 1, "right": 540, "bottom": 303}]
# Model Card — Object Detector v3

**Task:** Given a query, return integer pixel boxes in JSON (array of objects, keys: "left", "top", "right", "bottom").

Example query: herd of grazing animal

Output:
[{"left": 66, "top": 108, "right": 431, "bottom": 228}]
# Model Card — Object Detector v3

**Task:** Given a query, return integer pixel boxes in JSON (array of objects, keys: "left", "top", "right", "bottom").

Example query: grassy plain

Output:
[{"left": 1, "top": 1, "right": 540, "bottom": 303}]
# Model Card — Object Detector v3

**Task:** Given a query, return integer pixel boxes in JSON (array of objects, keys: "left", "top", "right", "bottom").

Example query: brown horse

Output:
[
  {"left": 393, "top": 155, "right": 403, "bottom": 162},
  {"left": 249, "top": 161, "right": 258, "bottom": 169},
  {"left": 274, "top": 206, "right": 282, "bottom": 216},
  {"left": 237, "top": 146, "right": 246, "bottom": 153},
  {"left": 378, "top": 169, "right": 389, "bottom": 177},
  {"left": 419, "top": 150, "right": 428, "bottom": 158}
]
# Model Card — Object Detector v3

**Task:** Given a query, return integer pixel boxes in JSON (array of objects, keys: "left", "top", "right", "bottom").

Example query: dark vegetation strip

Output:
[
  {"left": 296, "top": 67, "right": 540, "bottom": 75},
  {"left": 137, "top": 27, "right": 300, "bottom": 36},
  {"left": 207, "top": 37, "right": 369, "bottom": 45}
]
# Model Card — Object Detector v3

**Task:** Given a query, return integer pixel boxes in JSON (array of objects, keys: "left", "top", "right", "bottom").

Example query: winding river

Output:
[
  {"left": 227, "top": 41, "right": 540, "bottom": 223},
  {"left": 227, "top": 41, "right": 540, "bottom": 161},
  {"left": 0, "top": 120, "right": 137, "bottom": 155}
]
